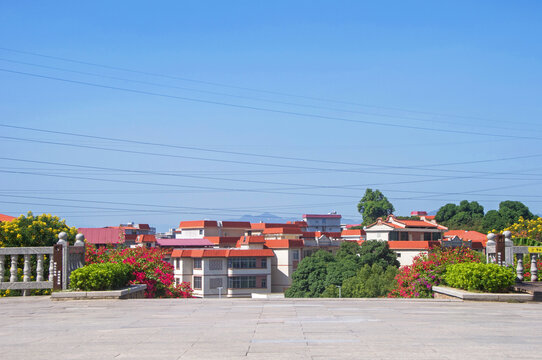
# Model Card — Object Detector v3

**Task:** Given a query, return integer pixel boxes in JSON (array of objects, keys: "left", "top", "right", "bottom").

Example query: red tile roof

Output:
[
  {"left": 264, "top": 239, "right": 304, "bottom": 249},
  {"left": 171, "top": 248, "right": 274, "bottom": 258},
  {"left": 136, "top": 234, "right": 156, "bottom": 243},
  {"left": 386, "top": 241, "right": 440, "bottom": 250},
  {"left": 220, "top": 221, "right": 251, "bottom": 228},
  {"left": 156, "top": 238, "right": 214, "bottom": 247},
  {"left": 0, "top": 214, "right": 16, "bottom": 222},
  {"left": 250, "top": 222, "right": 302, "bottom": 230},
  {"left": 205, "top": 236, "right": 240, "bottom": 245},
  {"left": 341, "top": 229, "right": 366, "bottom": 236},
  {"left": 78, "top": 228, "right": 124, "bottom": 245},
  {"left": 137, "top": 224, "right": 151, "bottom": 230},
  {"left": 262, "top": 227, "right": 302, "bottom": 235},
  {"left": 237, "top": 235, "right": 266, "bottom": 244},
  {"left": 445, "top": 230, "right": 486, "bottom": 242},
  {"left": 178, "top": 220, "right": 218, "bottom": 229}
]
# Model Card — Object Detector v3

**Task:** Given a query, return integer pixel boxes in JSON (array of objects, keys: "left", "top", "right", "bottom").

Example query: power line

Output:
[
  {"left": 2, "top": 126, "right": 542, "bottom": 177},
  {"left": 2, "top": 56, "right": 537, "bottom": 135},
  {"left": 0, "top": 46, "right": 531, "bottom": 127},
  {"left": 2, "top": 67, "right": 541, "bottom": 141}
]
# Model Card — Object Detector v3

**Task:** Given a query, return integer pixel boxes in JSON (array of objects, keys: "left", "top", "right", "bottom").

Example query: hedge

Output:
[
  {"left": 443, "top": 263, "right": 515, "bottom": 293},
  {"left": 69, "top": 262, "right": 133, "bottom": 291}
]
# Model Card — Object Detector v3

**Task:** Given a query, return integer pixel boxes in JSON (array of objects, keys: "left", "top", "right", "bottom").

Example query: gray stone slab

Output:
[
  {"left": 433, "top": 285, "right": 534, "bottom": 301},
  {"left": 50, "top": 284, "right": 146, "bottom": 300},
  {"left": 1, "top": 297, "right": 541, "bottom": 359}
]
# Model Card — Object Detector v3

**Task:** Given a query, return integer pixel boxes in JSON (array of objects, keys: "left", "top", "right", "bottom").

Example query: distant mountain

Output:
[
  {"left": 227, "top": 212, "right": 360, "bottom": 225},
  {"left": 230, "top": 213, "right": 297, "bottom": 224}
]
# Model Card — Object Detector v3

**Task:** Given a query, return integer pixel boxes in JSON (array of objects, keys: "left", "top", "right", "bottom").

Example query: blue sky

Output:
[{"left": 1, "top": 1, "right": 541, "bottom": 230}]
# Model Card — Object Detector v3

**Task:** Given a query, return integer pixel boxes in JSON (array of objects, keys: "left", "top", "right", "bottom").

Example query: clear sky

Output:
[{"left": 1, "top": 1, "right": 541, "bottom": 231}]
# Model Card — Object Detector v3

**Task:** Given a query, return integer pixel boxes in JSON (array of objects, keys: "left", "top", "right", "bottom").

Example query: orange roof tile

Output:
[
  {"left": 387, "top": 241, "right": 440, "bottom": 250},
  {"left": 0, "top": 214, "right": 16, "bottom": 222},
  {"left": 178, "top": 220, "right": 218, "bottom": 229},
  {"left": 341, "top": 229, "right": 366, "bottom": 236},
  {"left": 136, "top": 234, "right": 157, "bottom": 243},
  {"left": 264, "top": 239, "right": 304, "bottom": 249},
  {"left": 171, "top": 248, "right": 274, "bottom": 258},
  {"left": 262, "top": 227, "right": 302, "bottom": 235},
  {"left": 205, "top": 236, "right": 240, "bottom": 245}
]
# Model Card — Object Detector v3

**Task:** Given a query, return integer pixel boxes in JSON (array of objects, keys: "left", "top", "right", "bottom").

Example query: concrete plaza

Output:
[{"left": 1, "top": 297, "right": 541, "bottom": 359}]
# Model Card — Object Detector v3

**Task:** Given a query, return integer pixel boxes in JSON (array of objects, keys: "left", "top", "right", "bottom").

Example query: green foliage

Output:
[
  {"left": 357, "top": 189, "right": 395, "bottom": 226},
  {"left": 481, "top": 201, "right": 536, "bottom": 233},
  {"left": 512, "top": 237, "right": 542, "bottom": 246},
  {"left": 285, "top": 250, "right": 334, "bottom": 298},
  {"left": 69, "top": 262, "right": 133, "bottom": 291},
  {"left": 435, "top": 200, "right": 484, "bottom": 231},
  {"left": 444, "top": 263, "right": 515, "bottom": 293},
  {"left": 358, "top": 240, "right": 400, "bottom": 268},
  {"left": 341, "top": 264, "right": 398, "bottom": 298},
  {"left": 286, "top": 241, "right": 399, "bottom": 298},
  {"left": 0, "top": 212, "right": 77, "bottom": 247}
]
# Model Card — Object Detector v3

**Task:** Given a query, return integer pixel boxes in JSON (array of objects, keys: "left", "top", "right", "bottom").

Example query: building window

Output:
[
  {"left": 432, "top": 232, "right": 442, "bottom": 241},
  {"left": 194, "top": 258, "right": 202, "bottom": 269},
  {"left": 400, "top": 232, "right": 409, "bottom": 241},
  {"left": 199, "top": 229, "right": 203, "bottom": 235},
  {"left": 228, "top": 257, "right": 257, "bottom": 269},
  {"left": 261, "top": 278, "right": 267, "bottom": 288},
  {"left": 228, "top": 276, "right": 257, "bottom": 289},
  {"left": 292, "top": 250, "right": 300, "bottom": 261},
  {"left": 424, "top": 232, "right": 432, "bottom": 241},
  {"left": 210, "top": 278, "right": 223, "bottom": 289},
  {"left": 397, "top": 253, "right": 401, "bottom": 258},
  {"left": 209, "top": 259, "right": 223, "bottom": 270},
  {"left": 261, "top": 258, "right": 267, "bottom": 268},
  {"left": 175, "top": 259, "right": 180, "bottom": 270},
  {"left": 389, "top": 231, "right": 398, "bottom": 241},
  {"left": 193, "top": 276, "right": 202, "bottom": 289}
]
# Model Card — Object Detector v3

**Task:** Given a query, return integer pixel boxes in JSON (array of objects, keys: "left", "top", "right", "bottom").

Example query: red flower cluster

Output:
[
  {"left": 388, "top": 247, "right": 483, "bottom": 298},
  {"left": 86, "top": 246, "right": 193, "bottom": 298}
]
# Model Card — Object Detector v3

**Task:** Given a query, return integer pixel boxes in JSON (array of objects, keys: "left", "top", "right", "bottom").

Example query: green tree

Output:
[
  {"left": 285, "top": 250, "right": 334, "bottom": 298},
  {"left": 0, "top": 212, "right": 77, "bottom": 247},
  {"left": 481, "top": 201, "right": 535, "bottom": 233},
  {"left": 357, "top": 189, "right": 395, "bottom": 226},
  {"left": 435, "top": 200, "right": 484, "bottom": 231},
  {"left": 341, "top": 264, "right": 398, "bottom": 298},
  {"left": 358, "top": 240, "right": 400, "bottom": 268}
]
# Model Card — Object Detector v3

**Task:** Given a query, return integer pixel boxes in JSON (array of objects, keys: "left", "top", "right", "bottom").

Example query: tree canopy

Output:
[
  {"left": 435, "top": 200, "right": 484, "bottom": 231},
  {"left": 481, "top": 201, "right": 536, "bottom": 233},
  {"left": 285, "top": 241, "right": 399, "bottom": 298},
  {"left": 357, "top": 189, "right": 395, "bottom": 227}
]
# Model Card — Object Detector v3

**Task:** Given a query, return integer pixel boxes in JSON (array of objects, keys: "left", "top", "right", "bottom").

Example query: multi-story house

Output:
[
  {"left": 364, "top": 215, "right": 448, "bottom": 266},
  {"left": 172, "top": 247, "right": 273, "bottom": 298},
  {"left": 303, "top": 213, "right": 342, "bottom": 232}
]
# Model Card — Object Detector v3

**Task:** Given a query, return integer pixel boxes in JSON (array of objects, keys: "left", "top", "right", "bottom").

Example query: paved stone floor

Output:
[{"left": 1, "top": 297, "right": 541, "bottom": 359}]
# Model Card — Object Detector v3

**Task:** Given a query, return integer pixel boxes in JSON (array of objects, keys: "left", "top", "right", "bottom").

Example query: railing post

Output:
[
  {"left": 37, "top": 254, "right": 44, "bottom": 282},
  {"left": 516, "top": 255, "right": 524, "bottom": 282},
  {"left": 531, "top": 254, "right": 538, "bottom": 282},
  {"left": 48, "top": 254, "right": 54, "bottom": 282},
  {"left": 22, "top": 254, "right": 31, "bottom": 296},
  {"left": 10, "top": 255, "right": 18, "bottom": 283},
  {"left": 0, "top": 255, "right": 4, "bottom": 283},
  {"left": 57, "top": 232, "right": 68, "bottom": 290}
]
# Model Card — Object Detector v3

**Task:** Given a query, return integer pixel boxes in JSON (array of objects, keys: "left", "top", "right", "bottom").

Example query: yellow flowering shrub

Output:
[
  {"left": 0, "top": 211, "right": 77, "bottom": 247},
  {"left": 505, "top": 217, "right": 542, "bottom": 242}
]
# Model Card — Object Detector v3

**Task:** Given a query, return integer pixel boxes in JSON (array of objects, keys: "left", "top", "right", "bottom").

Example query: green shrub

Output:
[
  {"left": 443, "top": 263, "right": 515, "bottom": 293},
  {"left": 69, "top": 262, "right": 133, "bottom": 291}
]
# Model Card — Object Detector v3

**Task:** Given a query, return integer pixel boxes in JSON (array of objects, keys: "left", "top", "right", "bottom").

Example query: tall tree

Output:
[
  {"left": 357, "top": 189, "right": 395, "bottom": 226},
  {"left": 482, "top": 201, "right": 535, "bottom": 233},
  {"left": 435, "top": 200, "right": 484, "bottom": 231}
]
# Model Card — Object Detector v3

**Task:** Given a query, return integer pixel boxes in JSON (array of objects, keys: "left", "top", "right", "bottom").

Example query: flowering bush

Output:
[
  {"left": 505, "top": 217, "right": 542, "bottom": 242},
  {"left": 0, "top": 212, "right": 77, "bottom": 247},
  {"left": 86, "top": 246, "right": 192, "bottom": 298},
  {"left": 388, "top": 247, "right": 483, "bottom": 298}
]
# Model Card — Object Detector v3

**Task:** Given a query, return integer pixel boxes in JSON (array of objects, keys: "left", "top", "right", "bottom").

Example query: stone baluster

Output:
[
  {"left": 23, "top": 254, "right": 31, "bottom": 296},
  {"left": 0, "top": 255, "right": 4, "bottom": 283},
  {"left": 36, "top": 254, "right": 44, "bottom": 282},
  {"left": 10, "top": 255, "right": 18, "bottom": 283},
  {"left": 48, "top": 255, "right": 54, "bottom": 282},
  {"left": 516, "top": 255, "right": 524, "bottom": 282},
  {"left": 531, "top": 254, "right": 538, "bottom": 282}
]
